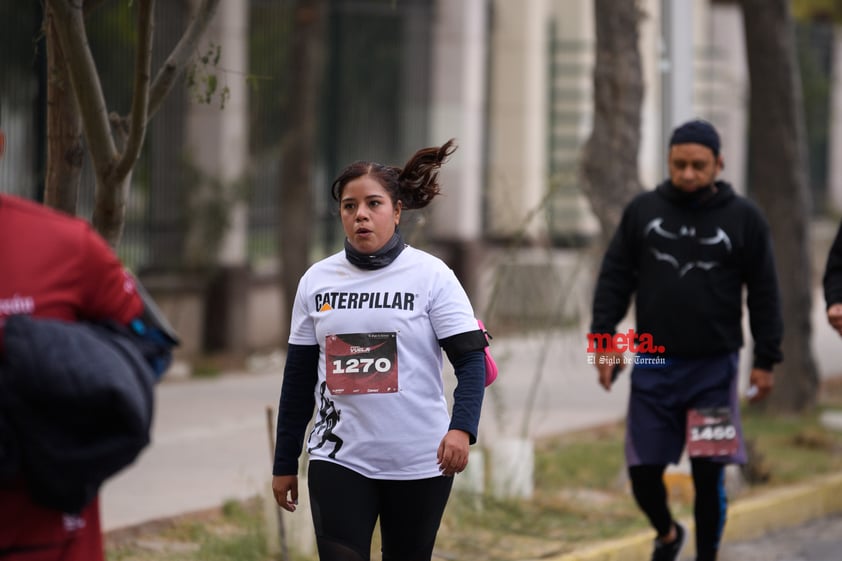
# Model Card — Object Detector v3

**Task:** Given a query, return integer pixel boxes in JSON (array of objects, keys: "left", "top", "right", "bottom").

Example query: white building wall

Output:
[
  {"left": 705, "top": 3, "right": 749, "bottom": 194},
  {"left": 429, "top": 0, "right": 488, "bottom": 241},
  {"left": 441, "top": 0, "right": 752, "bottom": 242},
  {"left": 183, "top": 0, "right": 251, "bottom": 354},
  {"left": 487, "top": 0, "right": 549, "bottom": 240},
  {"left": 639, "top": 0, "right": 664, "bottom": 188},
  {"left": 185, "top": 0, "right": 249, "bottom": 266},
  {"left": 547, "top": 0, "right": 592, "bottom": 124},
  {"left": 639, "top": 0, "right": 748, "bottom": 190},
  {"left": 544, "top": 0, "right": 599, "bottom": 239},
  {"left": 663, "top": 0, "right": 696, "bottom": 128}
]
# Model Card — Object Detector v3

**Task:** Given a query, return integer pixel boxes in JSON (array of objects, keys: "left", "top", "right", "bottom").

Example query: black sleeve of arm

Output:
[
  {"left": 272, "top": 344, "right": 319, "bottom": 476},
  {"left": 447, "top": 349, "right": 485, "bottom": 444},
  {"left": 824, "top": 220, "right": 842, "bottom": 308},
  {"left": 591, "top": 211, "right": 638, "bottom": 334},
  {"left": 744, "top": 213, "right": 784, "bottom": 370}
]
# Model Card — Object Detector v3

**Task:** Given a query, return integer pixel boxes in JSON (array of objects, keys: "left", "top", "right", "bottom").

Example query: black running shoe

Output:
[{"left": 650, "top": 521, "right": 686, "bottom": 561}]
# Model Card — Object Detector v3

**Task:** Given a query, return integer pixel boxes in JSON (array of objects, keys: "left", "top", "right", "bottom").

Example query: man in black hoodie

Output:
[{"left": 590, "top": 120, "right": 783, "bottom": 561}]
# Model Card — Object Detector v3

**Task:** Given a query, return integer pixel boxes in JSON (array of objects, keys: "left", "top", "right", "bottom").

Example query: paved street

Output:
[
  {"left": 717, "top": 514, "right": 842, "bottom": 561},
  {"left": 101, "top": 371, "right": 279, "bottom": 531}
]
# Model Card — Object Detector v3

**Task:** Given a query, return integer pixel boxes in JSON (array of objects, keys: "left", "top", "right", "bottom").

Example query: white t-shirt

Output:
[{"left": 289, "top": 245, "right": 478, "bottom": 479}]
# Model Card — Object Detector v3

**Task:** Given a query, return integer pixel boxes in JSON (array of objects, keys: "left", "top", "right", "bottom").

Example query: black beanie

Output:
[{"left": 669, "top": 119, "right": 720, "bottom": 157}]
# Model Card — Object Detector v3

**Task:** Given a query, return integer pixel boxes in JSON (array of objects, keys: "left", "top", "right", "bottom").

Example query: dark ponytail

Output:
[
  {"left": 330, "top": 139, "right": 458, "bottom": 210},
  {"left": 396, "top": 138, "right": 457, "bottom": 210}
]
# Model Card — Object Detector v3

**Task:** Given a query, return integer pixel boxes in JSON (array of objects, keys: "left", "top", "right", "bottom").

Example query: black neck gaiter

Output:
[{"left": 344, "top": 230, "right": 406, "bottom": 270}]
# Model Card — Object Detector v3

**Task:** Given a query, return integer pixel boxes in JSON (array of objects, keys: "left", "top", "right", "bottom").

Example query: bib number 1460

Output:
[
  {"left": 686, "top": 407, "right": 739, "bottom": 458},
  {"left": 690, "top": 424, "right": 737, "bottom": 442}
]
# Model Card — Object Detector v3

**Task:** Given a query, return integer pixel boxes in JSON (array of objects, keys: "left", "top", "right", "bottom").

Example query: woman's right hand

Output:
[{"left": 272, "top": 475, "right": 299, "bottom": 512}]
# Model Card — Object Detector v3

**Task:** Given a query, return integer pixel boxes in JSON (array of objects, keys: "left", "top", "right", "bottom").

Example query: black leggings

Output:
[
  {"left": 307, "top": 460, "right": 454, "bottom": 561},
  {"left": 629, "top": 459, "right": 726, "bottom": 561}
]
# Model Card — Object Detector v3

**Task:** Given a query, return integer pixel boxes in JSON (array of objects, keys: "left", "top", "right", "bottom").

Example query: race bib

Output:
[
  {"left": 325, "top": 332, "right": 398, "bottom": 395},
  {"left": 686, "top": 407, "right": 739, "bottom": 458}
]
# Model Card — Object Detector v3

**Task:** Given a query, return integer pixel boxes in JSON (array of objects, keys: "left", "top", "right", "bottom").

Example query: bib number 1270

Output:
[
  {"left": 331, "top": 357, "right": 392, "bottom": 374},
  {"left": 325, "top": 332, "right": 398, "bottom": 394}
]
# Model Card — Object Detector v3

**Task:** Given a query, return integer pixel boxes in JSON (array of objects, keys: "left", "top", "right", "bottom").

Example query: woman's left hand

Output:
[{"left": 437, "top": 429, "right": 470, "bottom": 476}]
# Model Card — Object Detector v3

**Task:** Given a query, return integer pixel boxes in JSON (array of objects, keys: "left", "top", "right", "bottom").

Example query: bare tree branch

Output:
[
  {"left": 43, "top": 0, "right": 224, "bottom": 248},
  {"left": 113, "top": 0, "right": 154, "bottom": 184},
  {"left": 147, "top": 0, "right": 222, "bottom": 120}
]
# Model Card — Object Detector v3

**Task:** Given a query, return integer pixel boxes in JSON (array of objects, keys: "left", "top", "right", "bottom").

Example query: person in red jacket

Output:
[{"left": 0, "top": 109, "right": 164, "bottom": 560}]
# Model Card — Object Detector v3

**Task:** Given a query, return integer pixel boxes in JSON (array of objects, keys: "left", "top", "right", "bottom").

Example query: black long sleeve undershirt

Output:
[
  {"left": 272, "top": 344, "right": 319, "bottom": 476},
  {"left": 448, "top": 350, "right": 485, "bottom": 444}
]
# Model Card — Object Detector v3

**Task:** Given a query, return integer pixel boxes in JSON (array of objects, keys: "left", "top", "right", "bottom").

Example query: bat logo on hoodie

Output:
[{"left": 644, "top": 218, "right": 732, "bottom": 277}]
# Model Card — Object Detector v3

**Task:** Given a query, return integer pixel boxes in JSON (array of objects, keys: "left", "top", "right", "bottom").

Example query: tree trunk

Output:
[
  {"left": 741, "top": 0, "right": 819, "bottom": 412},
  {"left": 45, "top": 0, "right": 220, "bottom": 248},
  {"left": 278, "top": 0, "right": 326, "bottom": 344},
  {"left": 44, "top": 5, "right": 83, "bottom": 216},
  {"left": 580, "top": 0, "right": 645, "bottom": 243},
  {"left": 92, "top": 172, "right": 133, "bottom": 247}
]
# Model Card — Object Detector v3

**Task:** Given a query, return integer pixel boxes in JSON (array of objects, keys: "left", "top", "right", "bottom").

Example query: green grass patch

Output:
[
  {"left": 106, "top": 499, "right": 269, "bottom": 561},
  {"left": 740, "top": 406, "right": 842, "bottom": 486},
  {"left": 535, "top": 423, "right": 627, "bottom": 490}
]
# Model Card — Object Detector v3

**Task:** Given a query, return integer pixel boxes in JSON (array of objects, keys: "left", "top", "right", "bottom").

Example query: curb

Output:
[{"left": 528, "top": 472, "right": 842, "bottom": 561}]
